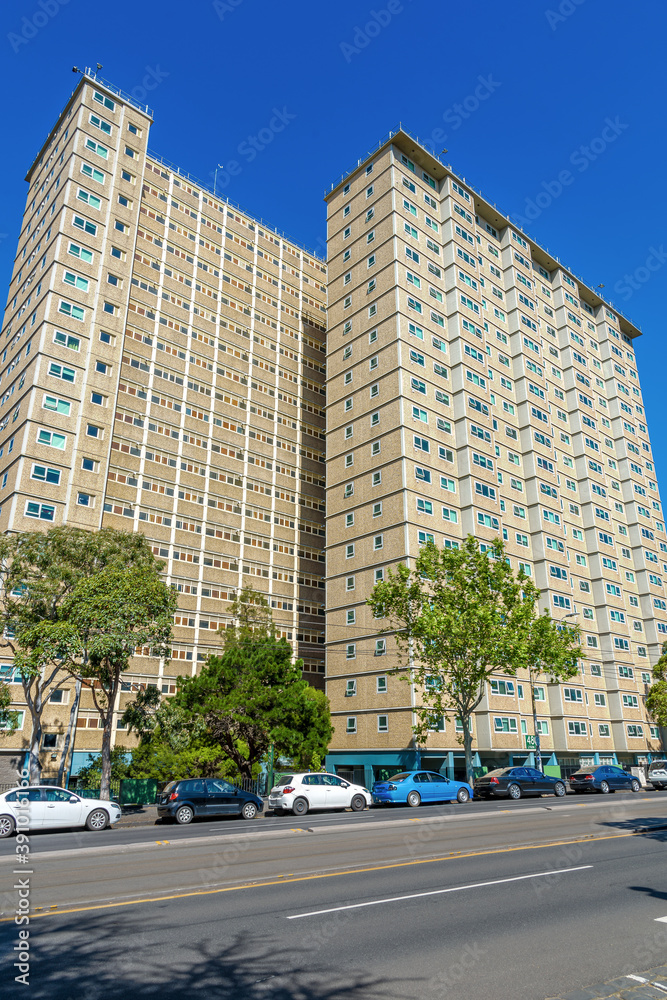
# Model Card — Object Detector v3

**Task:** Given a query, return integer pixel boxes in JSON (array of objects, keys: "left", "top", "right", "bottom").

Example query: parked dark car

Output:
[
  {"left": 474, "top": 766, "right": 567, "bottom": 800},
  {"left": 568, "top": 765, "right": 640, "bottom": 794},
  {"left": 157, "top": 778, "right": 263, "bottom": 824}
]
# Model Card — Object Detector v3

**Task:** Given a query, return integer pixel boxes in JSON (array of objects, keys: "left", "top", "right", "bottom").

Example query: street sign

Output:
[{"left": 525, "top": 735, "right": 537, "bottom": 749}]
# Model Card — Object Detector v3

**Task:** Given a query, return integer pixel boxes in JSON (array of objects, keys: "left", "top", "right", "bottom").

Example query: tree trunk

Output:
[
  {"left": 57, "top": 677, "right": 82, "bottom": 788},
  {"left": 28, "top": 713, "right": 42, "bottom": 786},
  {"left": 99, "top": 712, "right": 113, "bottom": 800},
  {"left": 462, "top": 716, "right": 474, "bottom": 787},
  {"left": 98, "top": 665, "right": 121, "bottom": 800}
]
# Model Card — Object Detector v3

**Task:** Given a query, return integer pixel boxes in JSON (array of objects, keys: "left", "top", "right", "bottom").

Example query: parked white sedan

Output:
[
  {"left": 268, "top": 772, "right": 371, "bottom": 816},
  {"left": 0, "top": 785, "right": 121, "bottom": 837}
]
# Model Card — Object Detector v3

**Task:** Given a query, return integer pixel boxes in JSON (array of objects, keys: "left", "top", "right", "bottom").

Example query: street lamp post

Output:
[{"left": 213, "top": 163, "right": 224, "bottom": 197}]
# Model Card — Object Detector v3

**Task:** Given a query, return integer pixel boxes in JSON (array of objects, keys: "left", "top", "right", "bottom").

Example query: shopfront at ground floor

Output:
[{"left": 325, "top": 747, "right": 660, "bottom": 790}]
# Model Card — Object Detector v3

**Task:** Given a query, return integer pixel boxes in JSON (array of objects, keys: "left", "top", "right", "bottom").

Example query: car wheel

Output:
[
  {"left": 508, "top": 784, "right": 521, "bottom": 800},
  {"left": 407, "top": 791, "right": 421, "bottom": 808},
  {"left": 554, "top": 782, "right": 566, "bottom": 797},
  {"left": 631, "top": 779, "right": 641, "bottom": 793},
  {"left": 292, "top": 797, "right": 308, "bottom": 817},
  {"left": 85, "top": 808, "right": 109, "bottom": 831},
  {"left": 241, "top": 802, "right": 257, "bottom": 820},
  {"left": 0, "top": 814, "right": 15, "bottom": 838},
  {"left": 175, "top": 805, "right": 194, "bottom": 825},
  {"left": 600, "top": 781, "right": 610, "bottom": 794},
  {"left": 456, "top": 787, "right": 470, "bottom": 804},
  {"left": 350, "top": 794, "right": 366, "bottom": 812}
]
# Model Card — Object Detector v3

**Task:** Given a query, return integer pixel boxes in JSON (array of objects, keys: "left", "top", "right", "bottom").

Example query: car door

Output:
[
  {"left": 206, "top": 779, "right": 238, "bottom": 815},
  {"left": 512, "top": 768, "right": 535, "bottom": 795},
  {"left": 301, "top": 774, "right": 327, "bottom": 809},
  {"left": 525, "top": 767, "right": 551, "bottom": 793},
  {"left": 179, "top": 779, "right": 208, "bottom": 816},
  {"left": 322, "top": 774, "right": 349, "bottom": 808},
  {"left": 43, "top": 788, "right": 84, "bottom": 829},
  {"left": 609, "top": 767, "right": 628, "bottom": 789},
  {"left": 428, "top": 773, "right": 453, "bottom": 802},
  {"left": 413, "top": 773, "right": 435, "bottom": 801},
  {"left": 4, "top": 788, "right": 48, "bottom": 829}
]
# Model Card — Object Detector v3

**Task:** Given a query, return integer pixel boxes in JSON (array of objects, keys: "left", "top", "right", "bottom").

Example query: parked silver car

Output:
[{"left": 647, "top": 760, "right": 667, "bottom": 790}]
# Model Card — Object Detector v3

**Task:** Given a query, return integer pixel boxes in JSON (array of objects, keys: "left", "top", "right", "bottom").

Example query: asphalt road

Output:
[{"left": 2, "top": 793, "right": 667, "bottom": 1000}]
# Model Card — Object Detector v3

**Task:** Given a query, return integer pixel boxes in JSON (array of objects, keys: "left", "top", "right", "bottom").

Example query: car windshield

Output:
[
  {"left": 386, "top": 773, "right": 411, "bottom": 782},
  {"left": 276, "top": 776, "right": 294, "bottom": 786},
  {"left": 484, "top": 768, "right": 511, "bottom": 778},
  {"left": 162, "top": 782, "right": 177, "bottom": 794}
]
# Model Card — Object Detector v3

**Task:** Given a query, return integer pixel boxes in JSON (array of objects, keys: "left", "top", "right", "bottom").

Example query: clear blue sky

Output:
[{"left": 1, "top": 0, "right": 666, "bottom": 487}]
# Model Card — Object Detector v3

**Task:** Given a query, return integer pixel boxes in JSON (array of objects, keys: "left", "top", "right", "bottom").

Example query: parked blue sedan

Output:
[{"left": 372, "top": 770, "right": 473, "bottom": 807}]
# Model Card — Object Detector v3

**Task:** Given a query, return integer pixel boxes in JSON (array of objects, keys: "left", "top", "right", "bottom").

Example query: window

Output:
[
  {"left": 564, "top": 688, "right": 583, "bottom": 703},
  {"left": 31, "top": 464, "right": 60, "bottom": 485},
  {"left": 598, "top": 724, "right": 610, "bottom": 737},
  {"left": 375, "top": 638, "right": 386, "bottom": 656},
  {"left": 72, "top": 214, "right": 97, "bottom": 240},
  {"left": 416, "top": 498, "right": 433, "bottom": 515},
  {"left": 346, "top": 576, "right": 355, "bottom": 592},
  {"left": 490, "top": 679, "right": 515, "bottom": 696},
  {"left": 374, "top": 535, "right": 384, "bottom": 551},
  {"left": 345, "top": 679, "right": 356, "bottom": 697},
  {"left": 377, "top": 714, "right": 388, "bottom": 732},
  {"left": 373, "top": 502, "right": 382, "bottom": 517},
  {"left": 568, "top": 721, "right": 588, "bottom": 736},
  {"left": 346, "top": 644, "right": 356, "bottom": 660},
  {"left": 86, "top": 424, "right": 102, "bottom": 439},
  {"left": 77, "top": 493, "right": 92, "bottom": 507},
  {"left": 494, "top": 717, "right": 518, "bottom": 733},
  {"left": 346, "top": 717, "right": 356, "bottom": 734},
  {"left": 37, "top": 429, "right": 66, "bottom": 450},
  {"left": 377, "top": 676, "right": 387, "bottom": 693},
  {"left": 25, "top": 501, "right": 55, "bottom": 521},
  {"left": 68, "top": 241, "right": 93, "bottom": 264},
  {"left": 43, "top": 395, "right": 70, "bottom": 415},
  {"left": 58, "top": 300, "right": 84, "bottom": 322}
]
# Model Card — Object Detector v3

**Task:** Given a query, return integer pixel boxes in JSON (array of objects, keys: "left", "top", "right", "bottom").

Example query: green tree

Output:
[
  {"left": 367, "top": 535, "right": 582, "bottom": 785},
  {"left": 0, "top": 527, "right": 171, "bottom": 786},
  {"left": 56, "top": 565, "right": 177, "bottom": 799},
  {"left": 0, "top": 680, "right": 19, "bottom": 732},
  {"left": 646, "top": 641, "right": 667, "bottom": 731},
  {"left": 121, "top": 694, "right": 236, "bottom": 781},
  {"left": 176, "top": 589, "right": 332, "bottom": 780}
]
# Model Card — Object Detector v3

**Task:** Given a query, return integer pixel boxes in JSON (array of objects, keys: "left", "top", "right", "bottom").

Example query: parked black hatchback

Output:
[{"left": 157, "top": 778, "right": 263, "bottom": 824}]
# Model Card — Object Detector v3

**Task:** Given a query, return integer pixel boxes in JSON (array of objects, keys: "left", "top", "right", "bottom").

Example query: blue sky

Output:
[{"left": 1, "top": 0, "right": 666, "bottom": 487}]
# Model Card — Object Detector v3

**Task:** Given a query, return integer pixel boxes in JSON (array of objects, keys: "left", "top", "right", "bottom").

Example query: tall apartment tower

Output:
[
  {"left": 324, "top": 128, "right": 664, "bottom": 787},
  {"left": 0, "top": 72, "right": 326, "bottom": 778}
]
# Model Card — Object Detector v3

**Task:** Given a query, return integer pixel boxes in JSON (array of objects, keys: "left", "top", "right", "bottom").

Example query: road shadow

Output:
[
  {"left": 598, "top": 817, "right": 667, "bottom": 843},
  {"left": 0, "top": 915, "right": 409, "bottom": 1000},
  {"left": 627, "top": 884, "right": 667, "bottom": 902}
]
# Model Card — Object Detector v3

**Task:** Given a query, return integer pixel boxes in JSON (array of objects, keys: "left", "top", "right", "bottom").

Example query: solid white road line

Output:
[
  {"left": 655, "top": 916, "right": 667, "bottom": 923},
  {"left": 287, "top": 865, "right": 593, "bottom": 919}
]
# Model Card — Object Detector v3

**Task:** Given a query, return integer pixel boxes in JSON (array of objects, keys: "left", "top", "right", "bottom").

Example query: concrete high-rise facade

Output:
[
  {"left": 324, "top": 128, "right": 664, "bottom": 786},
  {"left": 0, "top": 71, "right": 326, "bottom": 779},
  {"left": 0, "top": 76, "right": 663, "bottom": 786}
]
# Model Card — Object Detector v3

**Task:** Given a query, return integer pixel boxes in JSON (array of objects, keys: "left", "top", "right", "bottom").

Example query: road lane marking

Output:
[
  {"left": 0, "top": 827, "right": 657, "bottom": 922},
  {"left": 286, "top": 866, "right": 593, "bottom": 920},
  {"left": 655, "top": 916, "right": 667, "bottom": 923}
]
